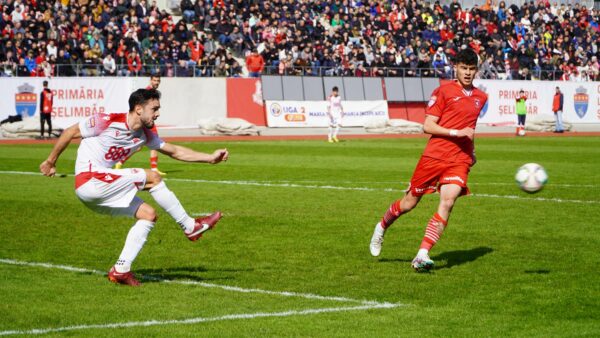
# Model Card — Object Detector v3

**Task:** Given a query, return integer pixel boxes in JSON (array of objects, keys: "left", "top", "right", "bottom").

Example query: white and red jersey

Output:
[
  {"left": 328, "top": 94, "right": 343, "bottom": 114},
  {"left": 75, "top": 113, "right": 164, "bottom": 175}
]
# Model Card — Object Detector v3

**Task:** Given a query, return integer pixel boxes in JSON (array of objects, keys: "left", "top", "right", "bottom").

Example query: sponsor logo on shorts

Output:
[
  {"left": 442, "top": 176, "right": 465, "bottom": 184},
  {"left": 414, "top": 185, "right": 437, "bottom": 193}
]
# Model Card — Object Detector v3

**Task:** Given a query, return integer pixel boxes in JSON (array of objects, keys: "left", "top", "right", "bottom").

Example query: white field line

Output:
[
  {"left": 0, "top": 303, "right": 400, "bottom": 336},
  {"left": 222, "top": 179, "right": 598, "bottom": 189},
  {"left": 0, "top": 259, "right": 385, "bottom": 305},
  {"left": 1, "top": 170, "right": 596, "bottom": 189},
  {"left": 166, "top": 178, "right": 600, "bottom": 205},
  {"left": 470, "top": 193, "right": 600, "bottom": 205},
  {"left": 0, "top": 171, "right": 598, "bottom": 204}
]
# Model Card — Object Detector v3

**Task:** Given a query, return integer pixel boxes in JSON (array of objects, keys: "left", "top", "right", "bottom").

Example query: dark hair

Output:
[
  {"left": 43, "top": 80, "right": 48, "bottom": 86},
  {"left": 454, "top": 48, "right": 479, "bottom": 66},
  {"left": 150, "top": 75, "right": 161, "bottom": 80},
  {"left": 128, "top": 89, "right": 161, "bottom": 111},
  {"left": 332, "top": 86, "right": 339, "bottom": 91}
]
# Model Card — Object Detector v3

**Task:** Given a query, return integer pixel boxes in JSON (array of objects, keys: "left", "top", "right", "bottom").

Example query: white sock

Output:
[
  {"left": 149, "top": 181, "right": 195, "bottom": 233},
  {"left": 417, "top": 248, "right": 429, "bottom": 259},
  {"left": 333, "top": 125, "right": 340, "bottom": 138},
  {"left": 375, "top": 222, "right": 385, "bottom": 236},
  {"left": 115, "top": 220, "right": 155, "bottom": 273},
  {"left": 328, "top": 126, "right": 334, "bottom": 139}
]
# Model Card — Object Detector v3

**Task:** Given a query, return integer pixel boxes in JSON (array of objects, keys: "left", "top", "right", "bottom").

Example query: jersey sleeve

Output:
[
  {"left": 425, "top": 86, "right": 446, "bottom": 117},
  {"left": 79, "top": 113, "right": 108, "bottom": 138}
]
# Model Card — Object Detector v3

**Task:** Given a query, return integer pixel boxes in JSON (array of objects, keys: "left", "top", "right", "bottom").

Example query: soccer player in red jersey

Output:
[
  {"left": 116, "top": 75, "right": 166, "bottom": 175},
  {"left": 369, "top": 48, "right": 487, "bottom": 272}
]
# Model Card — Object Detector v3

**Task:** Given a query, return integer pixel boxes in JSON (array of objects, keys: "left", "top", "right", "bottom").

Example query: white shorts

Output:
[
  {"left": 329, "top": 111, "right": 342, "bottom": 126},
  {"left": 75, "top": 168, "right": 147, "bottom": 217}
]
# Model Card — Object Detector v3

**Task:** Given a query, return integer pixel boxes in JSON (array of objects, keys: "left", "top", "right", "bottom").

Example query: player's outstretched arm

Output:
[
  {"left": 40, "top": 123, "right": 82, "bottom": 177},
  {"left": 423, "top": 115, "right": 474, "bottom": 140},
  {"left": 159, "top": 143, "right": 229, "bottom": 164}
]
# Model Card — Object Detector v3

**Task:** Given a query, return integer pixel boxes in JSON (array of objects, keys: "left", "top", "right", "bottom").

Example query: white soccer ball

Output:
[
  {"left": 515, "top": 163, "right": 548, "bottom": 193},
  {"left": 518, "top": 129, "right": 526, "bottom": 136}
]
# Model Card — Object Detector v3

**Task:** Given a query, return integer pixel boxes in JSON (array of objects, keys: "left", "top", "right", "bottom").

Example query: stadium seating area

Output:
[{"left": 0, "top": 0, "right": 598, "bottom": 80}]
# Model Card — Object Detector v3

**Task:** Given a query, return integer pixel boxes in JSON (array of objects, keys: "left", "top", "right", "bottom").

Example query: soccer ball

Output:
[{"left": 515, "top": 163, "right": 548, "bottom": 193}]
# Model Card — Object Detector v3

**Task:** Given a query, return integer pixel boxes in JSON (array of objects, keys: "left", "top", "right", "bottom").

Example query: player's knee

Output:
[
  {"left": 143, "top": 208, "right": 158, "bottom": 222},
  {"left": 137, "top": 204, "right": 158, "bottom": 222},
  {"left": 146, "top": 170, "right": 162, "bottom": 186},
  {"left": 440, "top": 198, "right": 455, "bottom": 212},
  {"left": 401, "top": 195, "right": 419, "bottom": 211}
]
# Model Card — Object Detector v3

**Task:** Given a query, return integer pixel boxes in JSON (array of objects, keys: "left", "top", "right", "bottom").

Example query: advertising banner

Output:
[
  {"left": 474, "top": 80, "right": 600, "bottom": 124},
  {"left": 0, "top": 78, "right": 132, "bottom": 128},
  {"left": 265, "top": 100, "right": 388, "bottom": 127}
]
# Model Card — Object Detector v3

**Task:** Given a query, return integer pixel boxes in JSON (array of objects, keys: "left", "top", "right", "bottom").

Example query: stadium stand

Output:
[{"left": 0, "top": 0, "right": 598, "bottom": 80}]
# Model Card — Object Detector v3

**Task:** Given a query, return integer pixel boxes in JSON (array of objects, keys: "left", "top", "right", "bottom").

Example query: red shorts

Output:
[{"left": 407, "top": 156, "right": 471, "bottom": 197}]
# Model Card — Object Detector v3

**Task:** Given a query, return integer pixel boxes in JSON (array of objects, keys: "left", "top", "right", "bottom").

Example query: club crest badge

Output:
[
  {"left": 15, "top": 83, "right": 37, "bottom": 117},
  {"left": 574, "top": 86, "right": 588, "bottom": 119}
]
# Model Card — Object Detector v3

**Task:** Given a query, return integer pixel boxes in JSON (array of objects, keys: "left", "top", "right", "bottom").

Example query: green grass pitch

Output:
[{"left": 1, "top": 136, "right": 599, "bottom": 337}]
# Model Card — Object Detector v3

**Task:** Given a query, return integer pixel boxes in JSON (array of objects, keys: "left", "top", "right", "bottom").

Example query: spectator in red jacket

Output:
[
  {"left": 245, "top": 49, "right": 264, "bottom": 78},
  {"left": 127, "top": 50, "right": 142, "bottom": 75}
]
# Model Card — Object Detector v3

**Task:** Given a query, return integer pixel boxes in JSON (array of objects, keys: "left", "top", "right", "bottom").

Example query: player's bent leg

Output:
[
  {"left": 370, "top": 192, "right": 421, "bottom": 257},
  {"left": 143, "top": 169, "right": 163, "bottom": 190},
  {"left": 412, "top": 184, "right": 462, "bottom": 272},
  {"left": 109, "top": 202, "right": 157, "bottom": 286},
  {"left": 436, "top": 183, "right": 463, "bottom": 220},
  {"left": 135, "top": 202, "right": 158, "bottom": 222},
  {"left": 144, "top": 170, "right": 222, "bottom": 240}
]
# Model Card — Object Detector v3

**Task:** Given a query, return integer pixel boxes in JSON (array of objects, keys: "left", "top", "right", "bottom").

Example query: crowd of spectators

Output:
[{"left": 0, "top": 0, "right": 599, "bottom": 81}]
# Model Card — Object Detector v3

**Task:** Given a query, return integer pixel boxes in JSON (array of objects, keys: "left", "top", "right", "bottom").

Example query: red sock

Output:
[
  {"left": 380, "top": 200, "right": 403, "bottom": 229},
  {"left": 419, "top": 213, "right": 448, "bottom": 250},
  {"left": 150, "top": 156, "right": 158, "bottom": 169}
]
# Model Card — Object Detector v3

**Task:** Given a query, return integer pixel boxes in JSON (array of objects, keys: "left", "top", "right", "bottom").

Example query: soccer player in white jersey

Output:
[
  {"left": 39, "top": 89, "right": 229, "bottom": 286},
  {"left": 327, "top": 86, "right": 344, "bottom": 143},
  {"left": 115, "top": 76, "right": 166, "bottom": 175}
]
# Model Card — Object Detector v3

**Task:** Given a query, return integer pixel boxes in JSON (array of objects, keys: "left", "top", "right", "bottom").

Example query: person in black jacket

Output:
[{"left": 39, "top": 80, "right": 53, "bottom": 138}]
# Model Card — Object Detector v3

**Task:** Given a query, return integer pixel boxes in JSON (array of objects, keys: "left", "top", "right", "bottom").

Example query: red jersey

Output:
[
  {"left": 40, "top": 88, "right": 53, "bottom": 114},
  {"left": 422, "top": 81, "right": 487, "bottom": 164}
]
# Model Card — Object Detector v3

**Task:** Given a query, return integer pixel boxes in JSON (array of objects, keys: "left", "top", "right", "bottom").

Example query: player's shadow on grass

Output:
[
  {"left": 433, "top": 246, "right": 493, "bottom": 270},
  {"left": 137, "top": 266, "right": 253, "bottom": 283}
]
